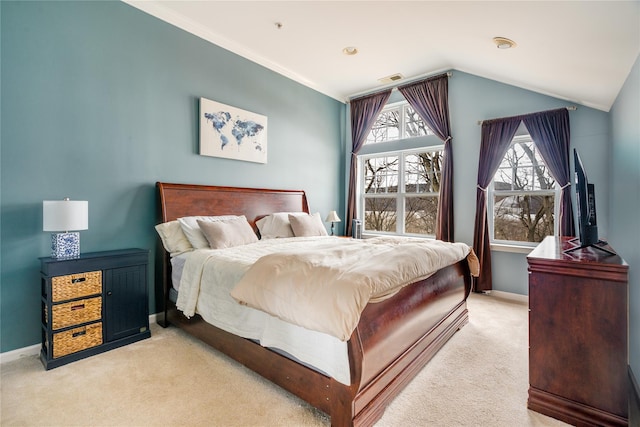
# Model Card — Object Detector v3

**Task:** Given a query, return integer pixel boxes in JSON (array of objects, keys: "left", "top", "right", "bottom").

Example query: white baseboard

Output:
[
  {"left": 0, "top": 313, "right": 159, "bottom": 365},
  {"left": 481, "top": 290, "right": 529, "bottom": 305},
  {"left": 0, "top": 344, "right": 41, "bottom": 364}
]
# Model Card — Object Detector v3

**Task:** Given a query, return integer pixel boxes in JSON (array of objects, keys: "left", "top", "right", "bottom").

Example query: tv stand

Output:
[
  {"left": 563, "top": 238, "right": 617, "bottom": 256},
  {"left": 528, "top": 236, "right": 629, "bottom": 426}
]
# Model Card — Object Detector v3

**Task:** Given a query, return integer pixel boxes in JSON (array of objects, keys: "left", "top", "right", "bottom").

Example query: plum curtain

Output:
[
  {"left": 473, "top": 108, "right": 574, "bottom": 292},
  {"left": 522, "top": 108, "right": 575, "bottom": 237},
  {"left": 472, "top": 117, "right": 521, "bottom": 292},
  {"left": 398, "top": 73, "right": 454, "bottom": 241},
  {"left": 345, "top": 89, "right": 392, "bottom": 237}
]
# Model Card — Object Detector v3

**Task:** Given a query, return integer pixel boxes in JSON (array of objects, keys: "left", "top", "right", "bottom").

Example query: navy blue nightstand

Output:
[{"left": 40, "top": 249, "right": 151, "bottom": 369}]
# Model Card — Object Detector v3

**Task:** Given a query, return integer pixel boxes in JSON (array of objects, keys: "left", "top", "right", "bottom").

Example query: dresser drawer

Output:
[
  {"left": 50, "top": 297, "right": 102, "bottom": 330},
  {"left": 51, "top": 271, "right": 102, "bottom": 302},
  {"left": 52, "top": 323, "right": 103, "bottom": 358}
]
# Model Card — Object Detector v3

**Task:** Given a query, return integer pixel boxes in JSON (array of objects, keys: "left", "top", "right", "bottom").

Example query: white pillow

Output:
[
  {"left": 197, "top": 217, "right": 258, "bottom": 249},
  {"left": 256, "top": 212, "right": 308, "bottom": 239},
  {"left": 155, "top": 220, "right": 193, "bottom": 256},
  {"left": 178, "top": 215, "right": 239, "bottom": 249},
  {"left": 289, "top": 213, "right": 328, "bottom": 237}
]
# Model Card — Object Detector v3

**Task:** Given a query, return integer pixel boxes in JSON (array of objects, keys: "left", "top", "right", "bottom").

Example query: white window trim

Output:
[
  {"left": 490, "top": 242, "right": 535, "bottom": 254},
  {"left": 358, "top": 145, "right": 444, "bottom": 238}
]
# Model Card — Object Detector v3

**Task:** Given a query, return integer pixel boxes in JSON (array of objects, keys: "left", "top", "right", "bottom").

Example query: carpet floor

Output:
[{"left": 1, "top": 293, "right": 568, "bottom": 426}]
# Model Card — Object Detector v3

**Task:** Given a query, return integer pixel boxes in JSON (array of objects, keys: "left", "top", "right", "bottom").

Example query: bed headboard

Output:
[
  {"left": 156, "top": 182, "right": 309, "bottom": 229},
  {"left": 155, "top": 182, "right": 309, "bottom": 326}
]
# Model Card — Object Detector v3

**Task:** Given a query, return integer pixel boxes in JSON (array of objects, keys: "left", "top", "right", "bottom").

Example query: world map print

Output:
[{"left": 199, "top": 98, "right": 268, "bottom": 164}]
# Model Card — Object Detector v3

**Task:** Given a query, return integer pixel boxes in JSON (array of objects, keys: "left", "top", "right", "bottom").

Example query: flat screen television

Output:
[{"left": 567, "top": 149, "right": 615, "bottom": 255}]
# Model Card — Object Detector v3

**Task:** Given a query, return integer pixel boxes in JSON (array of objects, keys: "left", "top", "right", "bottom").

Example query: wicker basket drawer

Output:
[
  {"left": 51, "top": 297, "right": 102, "bottom": 330},
  {"left": 52, "top": 271, "right": 102, "bottom": 302},
  {"left": 52, "top": 323, "right": 103, "bottom": 358}
]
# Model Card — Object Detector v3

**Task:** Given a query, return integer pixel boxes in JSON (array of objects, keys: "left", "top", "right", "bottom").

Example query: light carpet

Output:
[{"left": 1, "top": 293, "right": 568, "bottom": 426}]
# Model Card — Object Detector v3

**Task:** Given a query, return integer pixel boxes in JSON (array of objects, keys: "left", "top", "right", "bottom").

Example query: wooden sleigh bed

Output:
[{"left": 156, "top": 182, "right": 473, "bottom": 426}]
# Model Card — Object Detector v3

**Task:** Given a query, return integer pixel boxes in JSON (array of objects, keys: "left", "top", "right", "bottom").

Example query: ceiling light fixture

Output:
[
  {"left": 493, "top": 37, "right": 517, "bottom": 49},
  {"left": 342, "top": 46, "right": 358, "bottom": 56}
]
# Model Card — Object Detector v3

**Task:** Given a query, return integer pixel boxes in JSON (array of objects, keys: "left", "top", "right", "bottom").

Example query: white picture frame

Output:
[{"left": 199, "top": 97, "right": 267, "bottom": 164}]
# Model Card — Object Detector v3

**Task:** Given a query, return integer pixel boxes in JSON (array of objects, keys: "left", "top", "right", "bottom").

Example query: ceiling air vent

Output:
[{"left": 378, "top": 73, "right": 404, "bottom": 84}]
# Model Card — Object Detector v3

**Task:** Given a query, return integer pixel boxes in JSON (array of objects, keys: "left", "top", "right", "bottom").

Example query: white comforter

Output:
[
  {"left": 230, "top": 236, "right": 477, "bottom": 340},
  {"left": 175, "top": 236, "right": 476, "bottom": 384}
]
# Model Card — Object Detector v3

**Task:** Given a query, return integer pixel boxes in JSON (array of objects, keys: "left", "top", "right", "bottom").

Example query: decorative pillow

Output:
[
  {"left": 256, "top": 212, "right": 308, "bottom": 239},
  {"left": 289, "top": 212, "right": 328, "bottom": 237},
  {"left": 155, "top": 220, "right": 193, "bottom": 256},
  {"left": 177, "top": 215, "right": 239, "bottom": 249},
  {"left": 197, "top": 217, "right": 258, "bottom": 249}
]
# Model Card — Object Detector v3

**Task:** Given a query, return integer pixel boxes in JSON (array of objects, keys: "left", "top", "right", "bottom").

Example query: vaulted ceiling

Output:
[{"left": 125, "top": 1, "right": 640, "bottom": 111}]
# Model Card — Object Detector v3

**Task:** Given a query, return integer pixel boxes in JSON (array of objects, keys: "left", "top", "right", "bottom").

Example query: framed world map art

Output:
[{"left": 199, "top": 97, "right": 268, "bottom": 164}]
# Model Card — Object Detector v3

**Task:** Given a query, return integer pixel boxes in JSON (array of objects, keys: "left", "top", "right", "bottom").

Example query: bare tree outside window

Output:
[
  {"left": 404, "top": 106, "right": 431, "bottom": 139},
  {"left": 406, "top": 152, "right": 441, "bottom": 193},
  {"left": 363, "top": 150, "right": 442, "bottom": 235},
  {"left": 366, "top": 108, "right": 400, "bottom": 144},
  {"left": 360, "top": 101, "right": 439, "bottom": 236},
  {"left": 405, "top": 196, "right": 438, "bottom": 234},
  {"left": 364, "top": 156, "right": 399, "bottom": 232},
  {"left": 404, "top": 152, "right": 441, "bottom": 234},
  {"left": 491, "top": 138, "right": 557, "bottom": 243},
  {"left": 364, "top": 157, "right": 399, "bottom": 194},
  {"left": 365, "top": 197, "right": 397, "bottom": 232},
  {"left": 365, "top": 103, "right": 432, "bottom": 145}
]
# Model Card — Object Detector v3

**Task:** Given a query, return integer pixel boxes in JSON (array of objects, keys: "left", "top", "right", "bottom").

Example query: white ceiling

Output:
[{"left": 125, "top": 1, "right": 639, "bottom": 111}]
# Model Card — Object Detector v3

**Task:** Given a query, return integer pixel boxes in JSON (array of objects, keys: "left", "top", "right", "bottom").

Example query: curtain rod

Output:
[
  {"left": 348, "top": 71, "right": 452, "bottom": 101},
  {"left": 476, "top": 106, "right": 577, "bottom": 125}
]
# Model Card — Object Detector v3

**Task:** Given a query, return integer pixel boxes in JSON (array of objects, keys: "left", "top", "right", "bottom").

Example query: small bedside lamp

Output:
[
  {"left": 43, "top": 198, "right": 88, "bottom": 259},
  {"left": 325, "top": 211, "right": 341, "bottom": 236}
]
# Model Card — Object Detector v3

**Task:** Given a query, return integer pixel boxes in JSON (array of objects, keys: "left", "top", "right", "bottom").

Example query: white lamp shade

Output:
[
  {"left": 43, "top": 200, "right": 88, "bottom": 231},
  {"left": 325, "top": 211, "right": 341, "bottom": 223}
]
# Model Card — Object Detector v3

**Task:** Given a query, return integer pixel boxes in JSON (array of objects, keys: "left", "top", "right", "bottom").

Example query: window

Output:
[
  {"left": 360, "top": 148, "right": 443, "bottom": 236},
  {"left": 358, "top": 100, "right": 440, "bottom": 237},
  {"left": 358, "top": 101, "right": 443, "bottom": 237},
  {"left": 366, "top": 101, "right": 433, "bottom": 145},
  {"left": 489, "top": 135, "right": 559, "bottom": 245}
]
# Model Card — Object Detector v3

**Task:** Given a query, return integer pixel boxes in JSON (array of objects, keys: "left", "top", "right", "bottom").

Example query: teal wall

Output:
[
  {"left": 0, "top": 1, "right": 345, "bottom": 352},
  {"left": 610, "top": 53, "right": 640, "bottom": 382}
]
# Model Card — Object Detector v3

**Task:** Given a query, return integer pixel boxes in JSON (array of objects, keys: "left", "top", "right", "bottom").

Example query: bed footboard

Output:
[{"left": 348, "top": 259, "right": 471, "bottom": 426}]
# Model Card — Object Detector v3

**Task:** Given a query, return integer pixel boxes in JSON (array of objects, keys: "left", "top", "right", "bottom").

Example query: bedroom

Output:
[{"left": 1, "top": 1, "right": 638, "bottom": 426}]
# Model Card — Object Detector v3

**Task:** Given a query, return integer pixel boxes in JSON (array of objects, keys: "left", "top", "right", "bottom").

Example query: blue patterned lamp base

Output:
[{"left": 51, "top": 232, "right": 81, "bottom": 259}]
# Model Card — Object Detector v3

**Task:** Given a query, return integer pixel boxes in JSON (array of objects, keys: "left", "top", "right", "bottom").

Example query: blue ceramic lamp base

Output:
[{"left": 51, "top": 232, "right": 80, "bottom": 259}]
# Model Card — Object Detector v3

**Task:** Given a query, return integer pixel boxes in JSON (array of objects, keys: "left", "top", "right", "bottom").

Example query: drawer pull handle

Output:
[
  {"left": 72, "top": 330, "right": 87, "bottom": 338},
  {"left": 71, "top": 277, "right": 86, "bottom": 284},
  {"left": 70, "top": 304, "right": 85, "bottom": 311}
]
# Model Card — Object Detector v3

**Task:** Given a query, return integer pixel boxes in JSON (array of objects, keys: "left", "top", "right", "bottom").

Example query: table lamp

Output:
[
  {"left": 43, "top": 198, "right": 88, "bottom": 259},
  {"left": 325, "top": 211, "right": 341, "bottom": 236}
]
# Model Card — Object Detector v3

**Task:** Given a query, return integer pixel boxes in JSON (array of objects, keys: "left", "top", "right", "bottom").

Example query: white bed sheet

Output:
[{"left": 170, "top": 237, "right": 351, "bottom": 385}]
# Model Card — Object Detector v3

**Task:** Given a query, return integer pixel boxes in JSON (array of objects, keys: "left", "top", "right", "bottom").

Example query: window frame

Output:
[
  {"left": 365, "top": 100, "right": 433, "bottom": 145},
  {"left": 488, "top": 135, "right": 561, "bottom": 248},
  {"left": 358, "top": 145, "right": 444, "bottom": 238}
]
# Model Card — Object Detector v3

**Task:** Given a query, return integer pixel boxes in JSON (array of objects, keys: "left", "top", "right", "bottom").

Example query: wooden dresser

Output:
[
  {"left": 40, "top": 249, "right": 151, "bottom": 369},
  {"left": 527, "top": 236, "right": 629, "bottom": 426}
]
